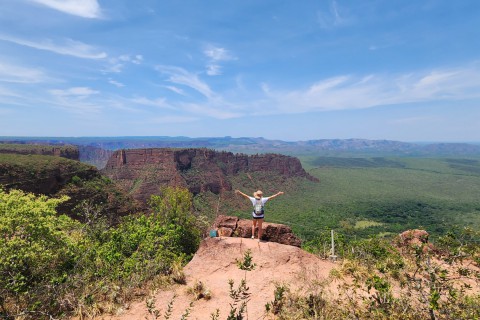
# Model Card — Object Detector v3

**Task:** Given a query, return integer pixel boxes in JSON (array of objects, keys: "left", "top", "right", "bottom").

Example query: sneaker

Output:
[{"left": 251, "top": 236, "right": 254, "bottom": 239}]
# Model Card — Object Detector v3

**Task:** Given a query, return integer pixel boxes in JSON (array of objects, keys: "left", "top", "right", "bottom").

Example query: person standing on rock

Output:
[{"left": 235, "top": 189, "right": 284, "bottom": 241}]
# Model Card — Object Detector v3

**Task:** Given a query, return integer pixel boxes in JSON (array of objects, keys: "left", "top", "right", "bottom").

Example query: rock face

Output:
[
  {"left": 212, "top": 215, "right": 302, "bottom": 247},
  {"left": 102, "top": 148, "right": 318, "bottom": 207}
]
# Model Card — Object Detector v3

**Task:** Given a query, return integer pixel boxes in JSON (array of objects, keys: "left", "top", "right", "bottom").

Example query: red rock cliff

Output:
[{"left": 102, "top": 148, "right": 318, "bottom": 206}]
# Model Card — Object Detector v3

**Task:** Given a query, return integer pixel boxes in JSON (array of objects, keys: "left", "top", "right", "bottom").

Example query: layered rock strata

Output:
[{"left": 102, "top": 148, "right": 318, "bottom": 206}]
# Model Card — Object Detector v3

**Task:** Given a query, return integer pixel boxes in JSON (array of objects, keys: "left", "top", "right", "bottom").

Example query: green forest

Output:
[
  {"left": 1, "top": 148, "right": 479, "bottom": 319},
  {"left": 227, "top": 156, "right": 480, "bottom": 242}
]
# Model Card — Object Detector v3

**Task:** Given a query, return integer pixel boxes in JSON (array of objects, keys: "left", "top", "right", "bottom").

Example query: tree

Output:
[{"left": 0, "top": 189, "right": 78, "bottom": 318}]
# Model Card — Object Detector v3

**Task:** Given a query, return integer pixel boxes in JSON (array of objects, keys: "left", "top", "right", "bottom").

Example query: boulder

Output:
[
  {"left": 397, "top": 229, "right": 434, "bottom": 253},
  {"left": 212, "top": 215, "right": 302, "bottom": 247},
  {"left": 213, "top": 215, "right": 239, "bottom": 230},
  {"left": 235, "top": 220, "right": 253, "bottom": 238},
  {"left": 218, "top": 227, "right": 233, "bottom": 237},
  {"left": 398, "top": 229, "right": 429, "bottom": 246},
  {"left": 263, "top": 222, "right": 302, "bottom": 247}
]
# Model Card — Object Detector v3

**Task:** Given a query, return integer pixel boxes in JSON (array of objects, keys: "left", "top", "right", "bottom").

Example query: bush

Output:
[
  {"left": 0, "top": 188, "right": 79, "bottom": 319},
  {"left": 0, "top": 186, "right": 203, "bottom": 319}
]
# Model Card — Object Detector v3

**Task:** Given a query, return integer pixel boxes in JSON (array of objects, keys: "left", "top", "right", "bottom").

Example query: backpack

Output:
[{"left": 253, "top": 198, "right": 264, "bottom": 215}]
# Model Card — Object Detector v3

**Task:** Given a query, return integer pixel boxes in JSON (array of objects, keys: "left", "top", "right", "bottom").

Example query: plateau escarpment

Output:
[
  {"left": 0, "top": 143, "right": 79, "bottom": 160},
  {"left": 102, "top": 148, "right": 318, "bottom": 208},
  {"left": 0, "top": 151, "right": 136, "bottom": 222}
]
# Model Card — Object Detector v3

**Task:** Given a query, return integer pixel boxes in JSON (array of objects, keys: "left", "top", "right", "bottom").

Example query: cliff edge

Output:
[
  {"left": 110, "top": 237, "right": 335, "bottom": 320},
  {"left": 102, "top": 148, "right": 318, "bottom": 207}
]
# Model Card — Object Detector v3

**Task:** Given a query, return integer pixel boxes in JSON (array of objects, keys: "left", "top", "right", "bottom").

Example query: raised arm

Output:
[
  {"left": 235, "top": 189, "right": 251, "bottom": 199},
  {"left": 267, "top": 191, "right": 284, "bottom": 200}
]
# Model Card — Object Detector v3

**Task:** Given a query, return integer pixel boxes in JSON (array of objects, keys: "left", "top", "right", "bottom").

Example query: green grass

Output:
[
  {"left": 246, "top": 156, "right": 480, "bottom": 241},
  {"left": 354, "top": 220, "right": 384, "bottom": 229}
]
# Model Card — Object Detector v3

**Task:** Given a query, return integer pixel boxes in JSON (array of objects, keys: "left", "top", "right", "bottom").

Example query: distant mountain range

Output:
[{"left": 1, "top": 136, "right": 480, "bottom": 159}]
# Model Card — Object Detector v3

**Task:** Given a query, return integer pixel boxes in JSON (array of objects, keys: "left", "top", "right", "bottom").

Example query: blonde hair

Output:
[{"left": 253, "top": 190, "right": 263, "bottom": 198}]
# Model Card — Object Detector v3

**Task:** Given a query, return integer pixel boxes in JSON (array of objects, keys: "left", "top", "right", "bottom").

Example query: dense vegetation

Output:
[
  {"left": 0, "top": 187, "right": 203, "bottom": 319},
  {"left": 1, "top": 146, "right": 479, "bottom": 319},
  {"left": 225, "top": 156, "right": 480, "bottom": 243},
  {"left": 265, "top": 229, "right": 480, "bottom": 319}
]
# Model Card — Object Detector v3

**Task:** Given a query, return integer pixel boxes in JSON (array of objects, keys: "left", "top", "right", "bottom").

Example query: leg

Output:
[
  {"left": 251, "top": 219, "right": 257, "bottom": 238},
  {"left": 257, "top": 219, "right": 264, "bottom": 240}
]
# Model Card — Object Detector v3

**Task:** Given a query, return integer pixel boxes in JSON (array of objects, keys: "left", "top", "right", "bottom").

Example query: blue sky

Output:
[{"left": 0, "top": 0, "right": 479, "bottom": 142}]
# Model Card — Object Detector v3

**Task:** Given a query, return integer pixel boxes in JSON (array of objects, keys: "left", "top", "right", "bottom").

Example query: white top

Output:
[{"left": 248, "top": 196, "right": 270, "bottom": 206}]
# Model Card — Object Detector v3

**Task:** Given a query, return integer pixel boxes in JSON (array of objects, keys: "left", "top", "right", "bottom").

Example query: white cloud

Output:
[
  {"left": 104, "top": 64, "right": 124, "bottom": 73},
  {"left": 204, "top": 46, "right": 234, "bottom": 62},
  {"left": 117, "top": 54, "right": 143, "bottom": 64},
  {"left": 154, "top": 65, "right": 244, "bottom": 119},
  {"left": 131, "top": 97, "right": 173, "bottom": 109},
  {"left": 163, "top": 85, "right": 186, "bottom": 96},
  {"left": 48, "top": 87, "right": 102, "bottom": 114},
  {"left": 0, "top": 62, "right": 48, "bottom": 83},
  {"left": 0, "top": 86, "right": 19, "bottom": 97},
  {"left": 206, "top": 64, "right": 222, "bottom": 76},
  {"left": 103, "top": 54, "right": 143, "bottom": 73},
  {"left": 108, "top": 79, "right": 125, "bottom": 88},
  {"left": 151, "top": 62, "right": 480, "bottom": 122},
  {"left": 156, "top": 65, "right": 215, "bottom": 99},
  {"left": 50, "top": 87, "right": 99, "bottom": 97},
  {"left": 317, "top": 0, "right": 350, "bottom": 30},
  {"left": 0, "top": 35, "right": 107, "bottom": 59},
  {"left": 258, "top": 64, "right": 480, "bottom": 114},
  {"left": 133, "top": 55, "right": 143, "bottom": 64},
  {"left": 203, "top": 45, "right": 235, "bottom": 76},
  {"left": 28, "top": 0, "right": 102, "bottom": 18}
]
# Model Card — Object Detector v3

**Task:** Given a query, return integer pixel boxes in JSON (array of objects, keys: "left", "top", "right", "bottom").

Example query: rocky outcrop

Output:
[
  {"left": 396, "top": 229, "right": 434, "bottom": 253},
  {"left": 212, "top": 215, "right": 302, "bottom": 247},
  {"left": 398, "top": 229, "right": 429, "bottom": 246},
  {"left": 102, "top": 148, "right": 318, "bottom": 207}
]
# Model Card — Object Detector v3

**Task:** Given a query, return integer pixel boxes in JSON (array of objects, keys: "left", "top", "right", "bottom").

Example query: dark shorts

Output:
[{"left": 252, "top": 212, "right": 264, "bottom": 219}]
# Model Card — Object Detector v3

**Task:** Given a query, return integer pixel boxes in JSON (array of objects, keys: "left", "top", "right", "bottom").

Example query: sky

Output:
[{"left": 0, "top": 0, "right": 479, "bottom": 142}]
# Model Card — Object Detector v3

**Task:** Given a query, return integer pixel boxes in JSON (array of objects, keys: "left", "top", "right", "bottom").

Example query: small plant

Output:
[
  {"left": 236, "top": 249, "right": 256, "bottom": 271},
  {"left": 226, "top": 278, "right": 250, "bottom": 320},
  {"left": 210, "top": 309, "right": 220, "bottom": 320},
  {"left": 365, "top": 275, "right": 394, "bottom": 314},
  {"left": 170, "top": 258, "right": 186, "bottom": 284},
  {"left": 265, "top": 283, "right": 288, "bottom": 315},
  {"left": 210, "top": 250, "right": 257, "bottom": 320},
  {"left": 145, "top": 291, "right": 161, "bottom": 320},
  {"left": 187, "top": 280, "right": 212, "bottom": 301}
]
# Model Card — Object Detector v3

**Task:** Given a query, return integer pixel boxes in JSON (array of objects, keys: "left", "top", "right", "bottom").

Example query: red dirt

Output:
[{"left": 108, "top": 237, "right": 337, "bottom": 320}]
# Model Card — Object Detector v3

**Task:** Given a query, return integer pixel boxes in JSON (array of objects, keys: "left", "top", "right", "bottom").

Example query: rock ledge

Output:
[{"left": 212, "top": 215, "right": 302, "bottom": 247}]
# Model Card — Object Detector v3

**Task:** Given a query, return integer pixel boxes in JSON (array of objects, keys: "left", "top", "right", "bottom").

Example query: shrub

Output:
[{"left": 0, "top": 188, "right": 79, "bottom": 319}]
